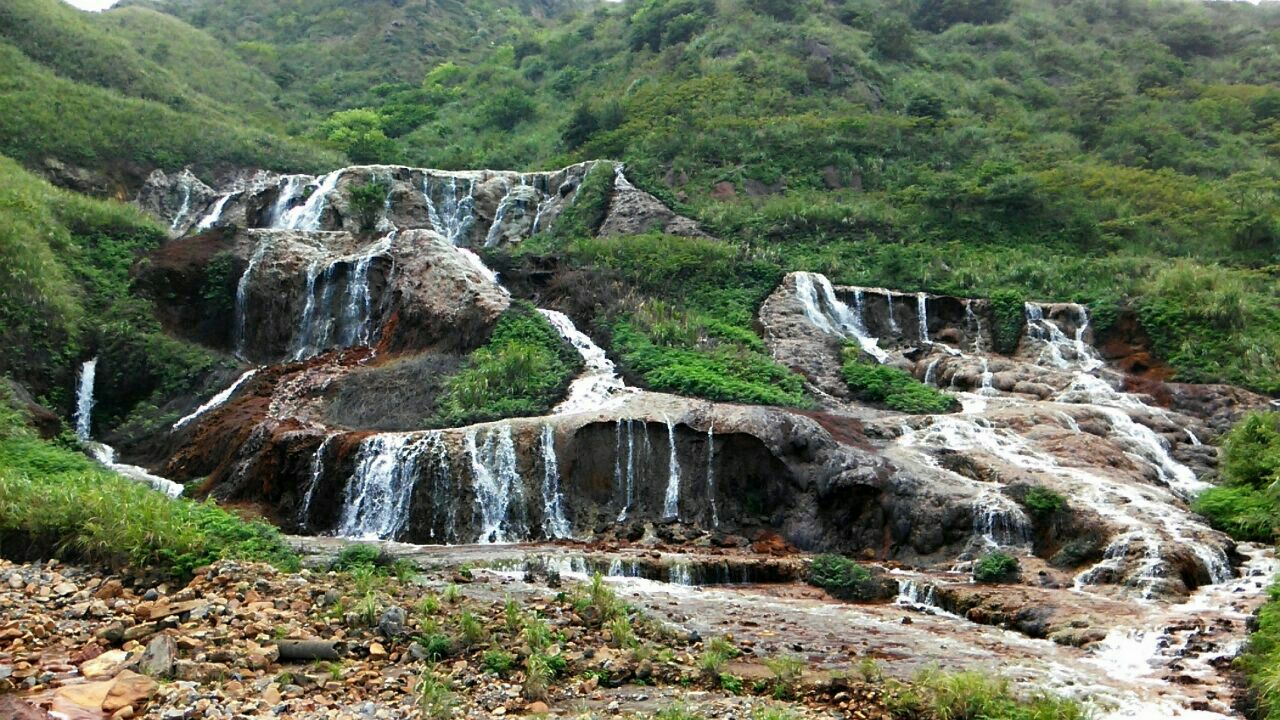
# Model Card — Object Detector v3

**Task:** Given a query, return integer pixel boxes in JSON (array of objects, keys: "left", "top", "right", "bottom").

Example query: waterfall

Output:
[
  {"left": 338, "top": 230, "right": 395, "bottom": 348},
  {"left": 457, "top": 248, "right": 501, "bottom": 285},
  {"left": 884, "top": 292, "right": 900, "bottom": 335},
  {"left": 336, "top": 433, "right": 429, "bottom": 540},
  {"left": 792, "top": 272, "right": 889, "bottom": 363},
  {"left": 539, "top": 425, "right": 572, "bottom": 539},
  {"left": 195, "top": 193, "right": 233, "bottom": 232},
  {"left": 466, "top": 425, "right": 527, "bottom": 544},
  {"left": 979, "top": 358, "right": 995, "bottom": 395},
  {"left": 86, "top": 443, "right": 184, "bottom": 499},
  {"left": 916, "top": 292, "right": 930, "bottom": 344},
  {"left": 297, "top": 435, "right": 335, "bottom": 528},
  {"left": 965, "top": 301, "right": 984, "bottom": 353},
  {"left": 290, "top": 232, "right": 395, "bottom": 360},
  {"left": 663, "top": 415, "right": 682, "bottom": 520},
  {"left": 171, "top": 368, "right": 258, "bottom": 430},
  {"left": 423, "top": 176, "right": 477, "bottom": 245},
  {"left": 483, "top": 180, "right": 516, "bottom": 247},
  {"left": 280, "top": 170, "right": 342, "bottom": 230},
  {"left": 74, "top": 358, "right": 97, "bottom": 441},
  {"left": 169, "top": 182, "right": 192, "bottom": 232},
  {"left": 615, "top": 419, "right": 636, "bottom": 522},
  {"left": 1024, "top": 303, "right": 1102, "bottom": 370},
  {"left": 973, "top": 491, "right": 1032, "bottom": 548},
  {"left": 1099, "top": 406, "right": 1207, "bottom": 499},
  {"left": 270, "top": 175, "right": 311, "bottom": 226},
  {"left": 923, "top": 358, "right": 942, "bottom": 387},
  {"left": 233, "top": 238, "right": 272, "bottom": 359},
  {"left": 1184, "top": 429, "right": 1202, "bottom": 446},
  {"left": 706, "top": 426, "right": 719, "bottom": 527},
  {"left": 423, "top": 434, "right": 456, "bottom": 544},
  {"left": 538, "top": 309, "right": 629, "bottom": 414}
]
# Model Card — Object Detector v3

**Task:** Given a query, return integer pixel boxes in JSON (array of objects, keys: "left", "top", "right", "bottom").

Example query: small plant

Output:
[
  {"left": 523, "top": 653, "right": 554, "bottom": 701},
  {"left": 698, "top": 647, "right": 729, "bottom": 679},
  {"left": 752, "top": 708, "right": 801, "bottom": 720},
  {"left": 458, "top": 609, "right": 487, "bottom": 648},
  {"left": 504, "top": 596, "right": 522, "bottom": 634},
  {"left": 719, "top": 673, "right": 743, "bottom": 694},
  {"left": 654, "top": 706, "right": 703, "bottom": 720},
  {"left": 973, "top": 552, "right": 1020, "bottom": 583},
  {"left": 417, "top": 593, "right": 441, "bottom": 617},
  {"left": 762, "top": 655, "right": 805, "bottom": 699},
  {"left": 523, "top": 614, "right": 553, "bottom": 652},
  {"left": 589, "top": 572, "right": 621, "bottom": 623},
  {"left": 482, "top": 647, "right": 516, "bottom": 677},
  {"left": 416, "top": 664, "right": 459, "bottom": 720},
  {"left": 355, "top": 592, "right": 380, "bottom": 628},
  {"left": 1023, "top": 486, "right": 1066, "bottom": 517},
  {"left": 391, "top": 559, "right": 420, "bottom": 583},
  {"left": 416, "top": 618, "right": 454, "bottom": 661},
  {"left": 857, "top": 658, "right": 883, "bottom": 682},
  {"left": 350, "top": 564, "right": 383, "bottom": 597},
  {"left": 349, "top": 180, "right": 389, "bottom": 233},
  {"left": 609, "top": 614, "right": 638, "bottom": 649},
  {"left": 443, "top": 583, "right": 462, "bottom": 604},
  {"left": 319, "top": 661, "right": 344, "bottom": 681}
]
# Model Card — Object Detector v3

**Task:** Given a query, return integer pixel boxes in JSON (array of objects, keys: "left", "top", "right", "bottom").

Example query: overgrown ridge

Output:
[{"left": 1, "top": 0, "right": 1280, "bottom": 718}]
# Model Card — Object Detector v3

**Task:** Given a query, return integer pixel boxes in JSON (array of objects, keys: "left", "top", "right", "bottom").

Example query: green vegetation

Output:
[
  {"left": 989, "top": 291, "right": 1026, "bottom": 356},
  {"left": 433, "top": 301, "right": 581, "bottom": 426},
  {"left": 887, "top": 669, "right": 1090, "bottom": 720},
  {"left": 805, "top": 554, "right": 886, "bottom": 601},
  {"left": 348, "top": 179, "right": 390, "bottom": 233},
  {"left": 1194, "top": 412, "right": 1280, "bottom": 542},
  {"left": 0, "top": 385, "right": 297, "bottom": 577},
  {"left": 415, "top": 664, "right": 459, "bottom": 720},
  {"left": 1022, "top": 486, "right": 1067, "bottom": 518},
  {"left": 972, "top": 552, "right": 1020, "bottom": 584},
  {"left": 841, "top": 348, "right": 958, "bottom": 414}
]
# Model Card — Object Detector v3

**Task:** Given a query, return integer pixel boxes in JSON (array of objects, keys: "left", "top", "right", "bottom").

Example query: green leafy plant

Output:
[
  {"left": 348, "top": 180, "right": 389, "bottom": 233},
  {"left": 841, "top": 348, "right": 957, "bottom": 414},
  {"left": 482, "top": 647, "right": 516, "bottom": 677},
  {"left": 805, "top": 554, "right": 887, "bottom": 601},
  {"left": 973, "top": 552, "right": 1020, "bottom": 584},
  {"left": 1023, "top": 486, "right": 1067, "bottom": 517},
  {"left": 415, "top": 663, "right": 459, "bottom": 720}
]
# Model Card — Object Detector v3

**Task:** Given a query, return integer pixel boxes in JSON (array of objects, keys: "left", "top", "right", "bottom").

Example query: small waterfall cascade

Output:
[
  {"left": 916, "top": 292, "right": 930, "bottom": 344},
  {"left": 74, "top": 358, "right": 97, "bottom": 441},
  {"left": 171, "top": 368, "right": 258, "bottom": 430},
  {"left": 289, "top": 231, "right": 396, "bottom": 360},
  {"left": 972, "top": 490, "right": 1033, "bottom": 549},
  {"left": 895, "top": 577, "right": 957, "bottom": 617},
  {"left": 336, "top": 433, "right": 433, "bottom": 541},
  {"left": 75, "top": 359, "right": 184, "bottom": 498},
  {"left": 297, "top": 435, "right": 335, "bottom": 527},
  {"left": 884, "top": 292, "right": 900, "bottom": 335},
  {"left": 539, "top": 425, "right": 572, "bottom": 539},
  {"left": 793, "top": 272, "right": 889, "bottom": 363},
  {"left": 279, "top": 170, "right": 343, "bottom": 231},
  {"left": 466, "top": 425, "right": 527, "bottom": 544},
  {"left": 483, "top": 180, "right": 517, "bottom": 247},
  {"left": 1025, "top": 303, "right": 1103, "bottom": 371},
  {"left": 233, "top": 237, "right": 273, "bottom": 359},
  {"left": 169, "top": 180, "right": 192, "bottom": 232},
  {"left": 457, "top": 248, "right": 502, "bottom": 286},
  {"left": 423, "top": 176, "right": 477, "bottom": 245},
  {"left": 923, "top": 358, "right": 942, "bottom": 387},
  {"left": 538, "top": 309, "right": 630, "bottom": 415},
  {"left": 424, "top": 434, "right": 456, "bottom": 544},
  {"left": 269, "top": 175, "right": 311, "bottom": 226},
  {"left": 614, "top": 419, "right": 648, "bottom": 522},
  {"left": 978, "top": 358, "right": 995, "bottom": 395},
  {"left": 195, "top": 193, "right": 233, "bottom": 232},
  {"left": 964, "top": 301, "right": 984, "bottom": 353},
  {"left": 662, "top": 415, "right": 682, "bottom": 520},
  {"left": 705, "top": 426, "right": 719, "bottom": 527}
]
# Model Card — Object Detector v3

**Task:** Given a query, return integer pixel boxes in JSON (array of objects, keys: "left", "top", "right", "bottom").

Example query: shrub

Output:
[
  {"left": 895, "top": 669, "right": 1089, "bottom": 720},
  {"left": 841, "top": 348, "right": 957, "bottom": 414},
  {"left": 482, "top": 648, "right": 516, "bottom": 676},
  {"left": 348, "top": 180, "right": 388, "bottom": 233},
  {"left": 973, "top": 552, "right": 1020, "bottom": 583},
  {"left": 1193, "top": 486, "right": 1279, "bottom": 542},
  {"left": 805, "top": 554, "right": 886, "bottom": 601},
  {"left": 416, "top": 664, "right": 459, "bottom": 720},
  {"left": 1023, "top": 486, "right": 1066, "bottom": 517},
  {"left": 333, "top": 543, "right": 383, "bottom": 571},
  {"left": 989, "top": 290, "right": 1025, "bottom": 356},
  {"left": 1193, "top": 413, "right": 1280, "bottom": 542},
  {"left": 762, "top": 655, "right": 805, "bottom": 699}
]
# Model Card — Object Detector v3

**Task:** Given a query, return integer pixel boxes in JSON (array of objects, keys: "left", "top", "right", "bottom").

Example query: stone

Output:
[
  {"left": 102, "top": 671, "right": 159, "bottom": 713},
  {"left": 378, "top": 607, "right": 406, "bottom": 638},
  {"left": 138, "top": 634, "right": 177, "bottom": 678},
  {"left": 526, "top": 701, "right": 550, "bottom": 714},
  {"left": 81, "top": 650, "right": 132, "bottom": 679},
  {"left": 52, "top": 581, "right": 77, "bottom": 596},
  {"left": 96, "top": 622, "right": 126, "bottom": 644},
  {"left": 123, "top": 622, "right": 159, "bottom": 642}
]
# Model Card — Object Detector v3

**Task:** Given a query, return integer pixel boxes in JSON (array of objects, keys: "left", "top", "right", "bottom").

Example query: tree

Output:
[
  {"left": 912, "top": 0, "right": 1012, "bottom": 33},
  {"left": 318, "top": 109, "right": 394, "bottom": 163},
  {"left": 479, "top": 89, "right": 537, "bottom": 131}
]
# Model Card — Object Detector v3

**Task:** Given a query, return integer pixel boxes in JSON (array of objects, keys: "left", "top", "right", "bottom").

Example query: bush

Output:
[
  {"left": 1023, "top": 486, "right": 1066, "bottom": 517},
  {"left": 989, "top": 290, "right": 1025, "bottom": 356},
  {"left": 894, "top": 669, "right": 1089, "bottom": 720},
  {"left": 841, "top": 348, "right": 957, "bottom": 414},
  {"left": 972, "top": 552, "right": 1020, "bottom": 583},
  {"left": 1193, "top": 486, "right": 1280, "bottom": 543},
  {"left": 805, "top": 554, "right": 886, "bottom": 601},
  {"left": 348, "top": 180, "right": 389, "bottom": 233},
  {"left": 333, "top": 543, "right": 384, "bottom": 571}
]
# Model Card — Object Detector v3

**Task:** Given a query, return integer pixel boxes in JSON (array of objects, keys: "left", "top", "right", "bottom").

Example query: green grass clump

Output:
[
  {"left": 804, "top": 554, "right": 886, "bottom": 601},
  {"left": 972, "top": 552, "right": 1020, "bottom": 584},
  {"left": 0, "top": 388, "right": 297, "bottom": 577},
  {"left": 889, "top": 669, "right": 1089, "bottom": 720},
  {"left": 841, "top": 347, "right": 957, "bottom": 414},
  {"left": 433, "top": 301, "right": 581, "bottom": 426}
]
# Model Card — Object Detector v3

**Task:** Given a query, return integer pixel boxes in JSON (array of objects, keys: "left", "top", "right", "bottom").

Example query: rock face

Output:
[{"left": 597, "top": 168, "right": 705, "bottom": 238}]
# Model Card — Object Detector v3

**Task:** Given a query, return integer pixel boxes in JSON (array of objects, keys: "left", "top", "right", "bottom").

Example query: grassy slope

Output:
[{"left": 0, "top": 0, "right": 341, "bottom": 178}]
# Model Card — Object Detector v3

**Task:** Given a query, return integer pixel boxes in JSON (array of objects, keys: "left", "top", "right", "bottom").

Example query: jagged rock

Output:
[
  {"left": 598, "top": 169, "right": 706, "bottom": 238},
  {"left": 137, "top": 635, "right": 176, "bottom": 679},
  {"left": 378, "top": 607, "right": 406, "bottom": 639}
]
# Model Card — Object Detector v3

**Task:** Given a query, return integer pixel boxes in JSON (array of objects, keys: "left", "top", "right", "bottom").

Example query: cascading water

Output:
[
  {"left": 662, "top": 415, "right": 682, "bottom": 520},
  {"left": 1024, "top": 303, "right": 1103, "bottom": 371},
  {"left": 233, "top": 237, "right": 272, "bottom": 359},
  {"left": 538, "top": 309, "right": 629, "bottom": 415},
  {"left": 916, "top": 292, "right": 930, "bottom": 344},
  {"left": 171, "top": 368, "right": 258, "bottom": 430},
  {"left": 972, "top": 490, "right": 1032, "bottom": 549},
  {"left": 483, "top": 180, "right": 516, "bottom": 247},
  {"left": 793, "top": 272, "right": 889, "bottom": 363},
  {"left": 297, "top": 435, "right": 335, "bottom": 527},
  {"left": 978, "top": 358, "right": 995, "bottom": 395},
  {"left": 423, "top": 176, "right": 477, "bottom": 245},
  {"left": 615, "top": 419, "right": 637, "bottom": 522},
  {"left": 457, "top": 248, "right": 501, "bottom": 286},
  {"left": 74, "top": 358, "right": 97, "bottom": 441},
  {"left": 195, "top": 193, "right": 233, "bottom": 231},
  {"left": 923, "top": 358, "right": 942, "bottom": 387},
  {"left": 289, "top": 231, "right": 395, "bottom": 360},
  {"left": 269, "top": 175, "right": 311, "bottom": 226},
  {"left": 539, "top": 425, "right": 572, "bottom": 539},
  {"left": 336, "top": 433, "right": 432, "bottom": 541},
  {"left": 884, "top": 292, "right": 900, "bottom": 335},
  {"left": 169, "top": 182, "right": 192, "bottom": 232},
  {"left": 279, "top": 170, "right": 342, "bottom": 231},
  {"left": 705, "top": 426, "right": 719, "bottom": 527},
  {"left": 467, "top": 425, "right": 526, "bottom": 544}
]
